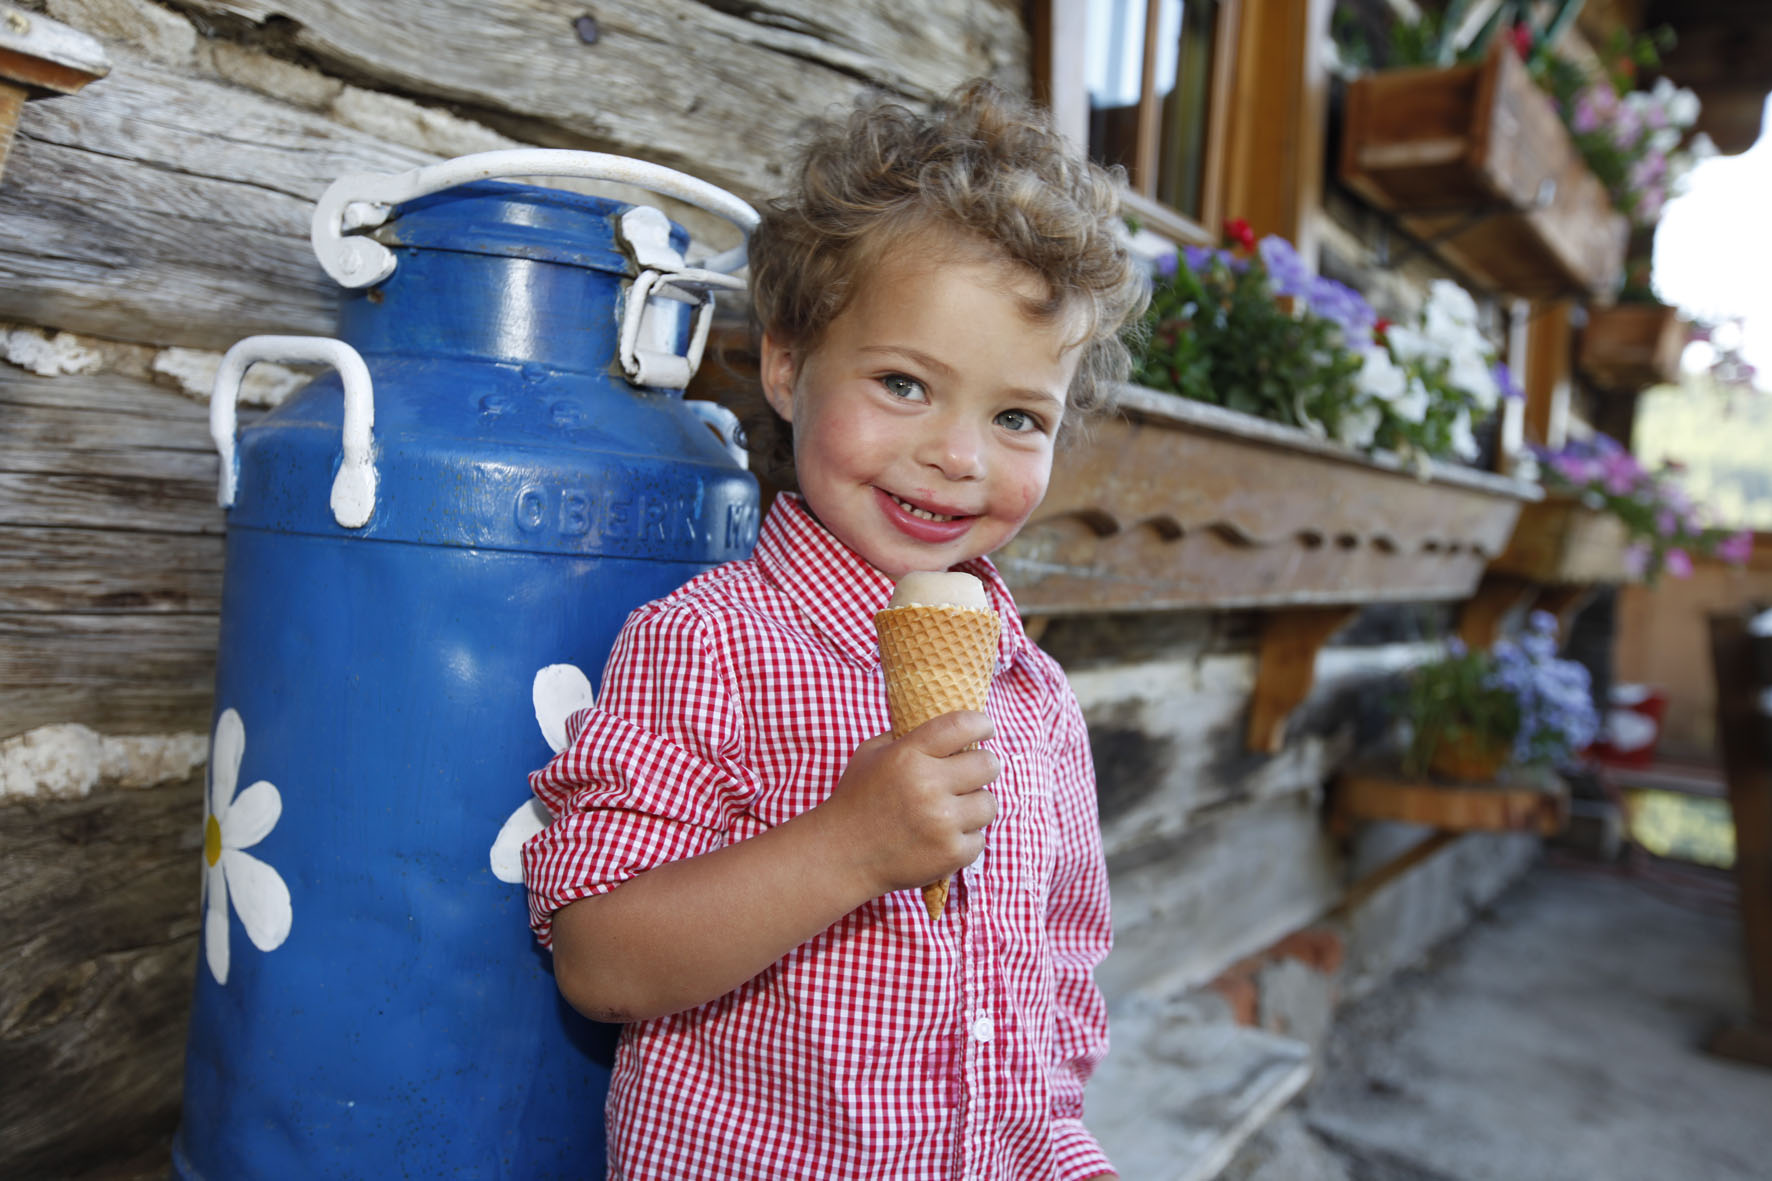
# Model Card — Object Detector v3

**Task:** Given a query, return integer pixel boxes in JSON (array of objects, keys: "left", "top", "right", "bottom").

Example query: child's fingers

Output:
[
  {"left": 904, "top": 709, "right": 994, "bottom": 757},
  {"left": 952, "top": 783, "right": 997, "bottom": 834}
]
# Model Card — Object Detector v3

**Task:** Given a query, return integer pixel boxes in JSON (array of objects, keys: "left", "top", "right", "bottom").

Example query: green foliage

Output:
[{"left": 1401, "top": 644, "right": 1520, "bottom": 776}]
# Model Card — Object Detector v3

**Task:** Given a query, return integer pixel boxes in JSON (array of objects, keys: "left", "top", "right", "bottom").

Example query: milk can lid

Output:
[{"left": 373, "top": 180, "right": 689, "bottom": 275}]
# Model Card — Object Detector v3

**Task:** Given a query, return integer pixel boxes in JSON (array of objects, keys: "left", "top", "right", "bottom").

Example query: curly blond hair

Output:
[{"left": 739, "top": 79, "right": 1150, "bottom": 490}]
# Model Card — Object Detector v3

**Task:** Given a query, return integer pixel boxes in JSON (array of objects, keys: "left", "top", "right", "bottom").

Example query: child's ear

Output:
[{"left": 759, "top": 332, "right": 797, "bottom": 423}]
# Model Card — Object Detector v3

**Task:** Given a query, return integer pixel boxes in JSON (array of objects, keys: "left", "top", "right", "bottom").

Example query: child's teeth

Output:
[{"left": 894, "top": 495, "right": 954, "bottom": 522}]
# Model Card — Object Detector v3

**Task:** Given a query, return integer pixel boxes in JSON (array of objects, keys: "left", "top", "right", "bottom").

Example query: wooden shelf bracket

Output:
[{"left": 1246, "top": 606, "right": 1358, "bottom": 754}]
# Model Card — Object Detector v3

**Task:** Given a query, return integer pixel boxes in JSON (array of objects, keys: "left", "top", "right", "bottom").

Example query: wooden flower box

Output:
[
  {"left": 1338, "top": 41, "right": 1627, "bottom": 301},
  {"left": 1487, "top": 494, "right": 1633, "bottom": 586},
  {"left": 995, "top": 384, "right": 1538, "bottom": 616},
  {"left": 997, "top": 386, "right": 1537, "bottom": 753},
  {"left": 1578, "top": 302, "right": 1687, "bottom": 393}
]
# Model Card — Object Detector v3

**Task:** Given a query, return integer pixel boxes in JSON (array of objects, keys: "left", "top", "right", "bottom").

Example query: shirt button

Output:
[{"left": 971, "top": 1015, "right": 994, "bottom": 1043}]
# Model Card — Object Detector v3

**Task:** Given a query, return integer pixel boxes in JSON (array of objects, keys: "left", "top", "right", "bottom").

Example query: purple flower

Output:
[
  {"left": 1717, "top": 529, "right": 1755, "bottom": 565},
  {"left": 1655, "top": 507, "right": 1679, "bottom": 537},
  {"left": 1493, "top": 361, "right": 1525, "bottom": 401},
  {"left": 1664, "top": 548, "right": 1694, "bottom": 578},
  {"left": 1155, "top": 252, "right": 1179, "bottom": 279},
  {"left": 1623, "top": 543, "right": 1651, "bottom": 577},
  {"left": 1306, "top": 276, "right": 1377, "bottom": 344},
  {"left": 1182, "top": 245, "right": 1215, "bottom": 273},
  {"left": 1601, "top": 451, "right": 1642, "bottom": 495},
  {"left": 1258, "top": 235, "right": 1312, "bottom": 299}
]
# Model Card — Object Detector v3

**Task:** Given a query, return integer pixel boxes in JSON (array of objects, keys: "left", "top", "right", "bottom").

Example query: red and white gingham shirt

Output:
[{"left": 524, "top": 493, "right": 1114, "bottom": 1180}]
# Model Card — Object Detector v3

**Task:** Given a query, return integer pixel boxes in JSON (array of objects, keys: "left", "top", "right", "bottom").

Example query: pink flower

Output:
[
  {"left": 1664, "top": 548, "right": 1694, "bottom": 578},
  {"left": 1717, "top": 530, "right": 1755, "bottom": 566}
]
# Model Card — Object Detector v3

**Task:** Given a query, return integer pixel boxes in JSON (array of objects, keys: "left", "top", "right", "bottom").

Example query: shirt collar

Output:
[{"left": 753, "top": 493, "right": 1029, "bottom": 671}]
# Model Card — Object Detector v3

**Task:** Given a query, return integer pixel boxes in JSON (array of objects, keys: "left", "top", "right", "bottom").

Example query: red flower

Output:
[
  {"left": 1508, "top": 22, "right": 1532, "bottom": 60},
  {"left": 1374, "top": 317, "right": 1393, "bottom": 340},
  {"left": 1223, "top": 217, "right": 1256, "bottom": 252}
]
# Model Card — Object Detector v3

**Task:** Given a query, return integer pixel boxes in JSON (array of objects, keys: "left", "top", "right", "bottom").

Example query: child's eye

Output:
[
  {"left": 995, "top": 408, "right": 1045, "bottom": 434},
  {"left": 879, "top": 373, "right": 927, "bottom": 402}
]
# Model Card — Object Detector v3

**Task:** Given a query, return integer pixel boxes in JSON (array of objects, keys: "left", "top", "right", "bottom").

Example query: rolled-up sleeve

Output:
[
  {"left": 1045, "top": 684, "right": 1115, "bottom": 1179},
  {"left": 522, "top": 602, "right": 753, "bottom": 948}
]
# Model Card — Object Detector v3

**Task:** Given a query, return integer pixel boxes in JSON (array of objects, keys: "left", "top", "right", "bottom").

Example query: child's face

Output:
[{"left": 761, "top": 248, "right": 1080, "bottom": 579}]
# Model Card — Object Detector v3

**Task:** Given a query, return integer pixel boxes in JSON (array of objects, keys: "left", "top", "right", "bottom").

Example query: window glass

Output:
[
  {"left": 1085, "top": 0, "right": 1148, "bottom": 175},
  {"left": 1084, "top": 0, "right": 1220, "bottom": 221},
  {"left": 1155, "top": 0, "right": 1219, "bottom": 219}
]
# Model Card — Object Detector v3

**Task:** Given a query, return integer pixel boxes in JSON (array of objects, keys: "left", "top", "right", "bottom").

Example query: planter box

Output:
[
  {"left": 996, "top": 385, "right": 1538, "bottom": 614},
  {"left": 1338, "top": 42, "right": 1627, "bottom": 300},
  {"left": 1579, "top": 302, "right": 1686, "bottom": 393},
  {"left": 1488, "top": 494, "right": 1634, "bottom": 585}
]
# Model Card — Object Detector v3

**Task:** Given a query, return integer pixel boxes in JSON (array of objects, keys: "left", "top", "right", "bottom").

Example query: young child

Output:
[{"left": 523, "top": 79, "right": 1148, "bottom": 1179}]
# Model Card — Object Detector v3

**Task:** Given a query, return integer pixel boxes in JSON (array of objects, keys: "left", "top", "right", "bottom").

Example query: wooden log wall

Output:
[{"left": 1, "top": 2, "right": 1538, "bottom": 1176}]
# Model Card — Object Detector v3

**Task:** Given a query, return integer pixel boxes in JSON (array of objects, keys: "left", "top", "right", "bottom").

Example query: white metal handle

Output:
[
  {"left": 211, "top": 336, "right": 377, "bottom": 530},
  {"left": 310, "top": 149, "right": 759, "bottom": 289}
]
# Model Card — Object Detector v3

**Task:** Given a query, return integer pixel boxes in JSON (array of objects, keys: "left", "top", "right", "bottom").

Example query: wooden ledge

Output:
[{"left": 1333, "top": 766, "right": 1568, "bottom": 837}]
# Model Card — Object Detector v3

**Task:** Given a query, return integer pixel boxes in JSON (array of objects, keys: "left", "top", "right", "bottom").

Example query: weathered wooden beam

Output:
[
  {"left": 150, "top": 0, "right": 1023, "bottom": 197},
  {"left": 0, "top": 3, "right": 110, "bottom": 183},
  {"left": 0, "top": 776, "right": 202, "bottom": 1179}
]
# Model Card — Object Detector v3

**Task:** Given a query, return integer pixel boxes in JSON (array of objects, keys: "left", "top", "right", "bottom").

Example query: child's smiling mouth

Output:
[
  {"left": 886, "top": 491, "right": 965, "bottom": 522},
  {"left": 875, "top": 488, "right": 978, "bottom": 544}
]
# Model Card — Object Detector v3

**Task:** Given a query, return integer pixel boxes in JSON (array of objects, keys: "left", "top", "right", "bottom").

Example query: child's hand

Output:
[{"left": 820, "top": 710, "right": 1000, "bottom": 899}]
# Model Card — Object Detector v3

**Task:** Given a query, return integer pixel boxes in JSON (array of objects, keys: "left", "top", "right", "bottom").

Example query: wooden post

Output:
[
  {"left": 1246, "top": 606, "right": 1357, "bottom": 754},
  {"left": 1706, "top": 610, "right": 1772, "bottom": 1067},
  {"left": 1524, "top": 300, "right": 1575, "bottom": 450},
  {"left": 1219, "top": 0, "right": 1330, "bottom": 258}
]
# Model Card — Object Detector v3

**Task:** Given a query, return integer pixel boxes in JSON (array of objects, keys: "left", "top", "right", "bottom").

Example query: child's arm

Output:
[{"left": 548, "top": 709, "right": 999, "bottom": 1023}]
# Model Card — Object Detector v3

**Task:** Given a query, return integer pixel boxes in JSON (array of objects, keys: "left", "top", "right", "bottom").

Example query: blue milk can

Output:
[{"left": 173, "top": 151, "right": 759, "bottom": 1179}]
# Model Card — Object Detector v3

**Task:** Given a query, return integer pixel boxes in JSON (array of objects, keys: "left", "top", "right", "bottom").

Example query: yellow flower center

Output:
[{"left": 204, "top": 814, "right": 223, "bottom": 868}]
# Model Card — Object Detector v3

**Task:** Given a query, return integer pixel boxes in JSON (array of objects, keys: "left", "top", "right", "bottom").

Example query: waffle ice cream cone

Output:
[{"left": 874, "top": 573, "right": 1000, "bottom": 922}]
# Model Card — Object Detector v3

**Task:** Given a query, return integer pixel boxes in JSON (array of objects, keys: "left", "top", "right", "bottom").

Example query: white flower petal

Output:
[
  {"left": 211, "top": 709, "right": 245, "bottom": 818},
  {"left": 204, "top": 864, "right": 230, "bottom": 985},
  {"left": 223, "top": 781, "right": 281, "bottom": 851},
  {"left": 222, "top": 849, "right": 293, "bottom": 952},
  {"left": 533, "top": 664, "right": 595, "bottom": 754},
  {"left": 490, "top": 797, "right": 553, "bottom": 884}
]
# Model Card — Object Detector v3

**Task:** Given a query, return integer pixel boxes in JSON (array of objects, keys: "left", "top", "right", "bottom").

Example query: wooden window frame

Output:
[{"left": 1032, "top": 0, "right": 1241, "bottom": 247}]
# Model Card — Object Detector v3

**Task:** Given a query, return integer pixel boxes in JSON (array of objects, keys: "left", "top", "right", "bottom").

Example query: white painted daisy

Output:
[
  {"left": 488, "top": 664, "right": 595, "bottom": 884},
  {"left": 202, "top": 708, "right": 292, "bottom": 984}
]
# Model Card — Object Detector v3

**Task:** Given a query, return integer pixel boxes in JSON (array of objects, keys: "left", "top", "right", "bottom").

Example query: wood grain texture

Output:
[
  {"left": 0, "top": 774, "right": 203, "bottom": 1181},
  {"left": 1488, "top": 496, "right": 1634, "bottom": 586},
  {"left": 0, "top": 368, "right": 236, "bottom": 737},
  {"left": 1338, "top": 43, "right": 1627, "bottom": 299},
  {"left": 1, "top": 56, "right": 431, "bottom": 350},
  {"left": 169, "top": 0, "right": 1024, "bottom": 192},
  {"left": 996, "top": 385, "right": 1534, "bottom": 614}
]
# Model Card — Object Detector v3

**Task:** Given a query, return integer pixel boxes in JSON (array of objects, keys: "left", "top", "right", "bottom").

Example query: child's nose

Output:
[{"left": 917, "top": 416, "right": 985, "bottom": 481}]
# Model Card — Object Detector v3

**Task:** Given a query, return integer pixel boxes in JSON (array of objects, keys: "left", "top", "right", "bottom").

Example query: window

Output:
[{"left": 1037, "top": 0, "right": 1240, "bottom": 245}]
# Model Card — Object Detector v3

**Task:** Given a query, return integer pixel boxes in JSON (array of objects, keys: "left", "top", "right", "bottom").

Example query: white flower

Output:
[
  {"left": 488, "top": 664, "right": 595, "bottom": 884},
  {"left": 1448, "top": 349, "right": 1501, "bottom": 412},
  {"left": 1393, "top": 376, "right": 1432, "bottom": 424},
  {"left": 1450, "top": 409, "right": 1480, "bottom": 461},
  {"left": 1385, "top": 323, "right": 1434, "bottom": 364},
  {"left": 1658, "top": 78, "right": 1701, "bottom": 128},
  {"left": 202, "top": 709, "right": 292, "bottom": 985},
  {"left": 1357, "top": 345, "right": 1407, "bottom": 403},
  {"left": 1424, "top": 278, "right": 1481, "bottom": 347},
  {"left": 1336, "top": 400, "right": 1383, "bottom": 448}
]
